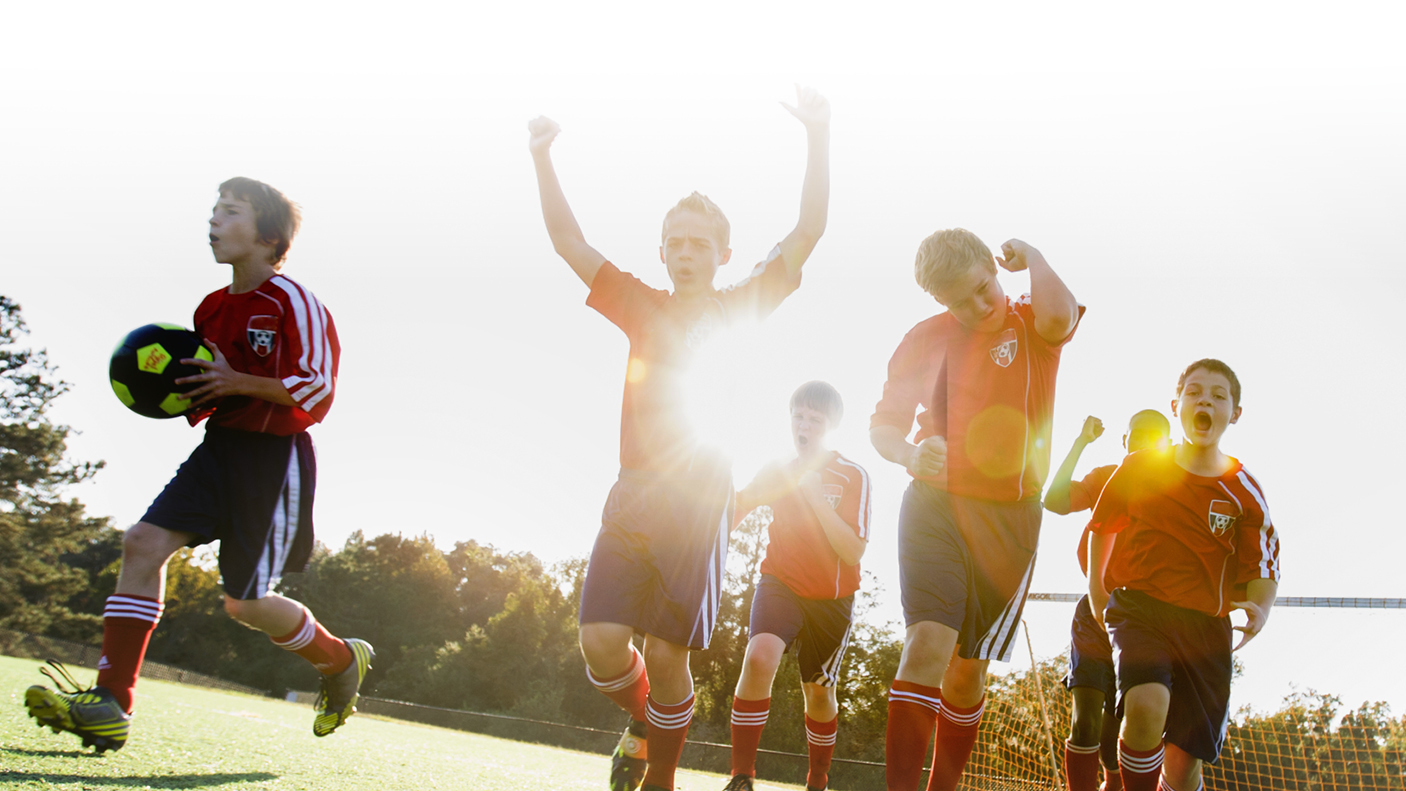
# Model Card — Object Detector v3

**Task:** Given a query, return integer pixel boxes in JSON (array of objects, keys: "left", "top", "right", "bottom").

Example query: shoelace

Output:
[{"left": 39, "top": 659, "right": 87, "bottom": 695}]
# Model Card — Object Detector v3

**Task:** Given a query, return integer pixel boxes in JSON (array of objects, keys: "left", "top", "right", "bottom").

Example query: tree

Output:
[{"left": 0, "top": 296, "right": 115, "bottom": 641}]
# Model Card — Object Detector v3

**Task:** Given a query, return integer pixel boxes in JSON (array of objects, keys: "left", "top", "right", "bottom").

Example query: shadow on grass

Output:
[{"left": 0, "top": 758, "right": 278, "bottom": 788}]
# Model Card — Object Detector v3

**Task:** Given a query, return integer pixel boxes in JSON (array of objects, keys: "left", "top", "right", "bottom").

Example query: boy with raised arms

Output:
[
  {"left": 724, "top": 381, "right": 871, "bottom": 791},
  {"left": 870, "top": 229, "right": 1081, "bottom": 791},
  {"left": 527, "top": 87, "right": 830, "bottom": 791},
  {"left": 24, "top": 178, "right": 372, "bottom": 752},
  {"left": 1087, "top": 360, "right": 1280, "bottom": 791},
  {"left": 1045, "top": 411, "right": 1172, "bottom": 791}
]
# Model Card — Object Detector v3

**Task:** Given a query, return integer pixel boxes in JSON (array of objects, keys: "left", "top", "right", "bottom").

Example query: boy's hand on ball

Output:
[
  {"left": 996, "top": 239, "right": 1037, "bottom": 273},
  {"left": 176, "top": 341, "right": 241, "bottom": 407}
]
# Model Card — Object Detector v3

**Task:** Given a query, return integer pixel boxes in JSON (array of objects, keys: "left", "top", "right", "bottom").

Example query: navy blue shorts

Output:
[
  {"left": 142, "top": 425, "right": 316, "bottom": 601},
  {"left": 579, "top": 462, "right": 733, "bottom": 650},
  {"left": 897, "top": 482, "right": 1041, "bottom": 662},
  {"left": 1106, "top": 588, "right": 1233, "bottom": 764},
  {"left": 1065, "top": 594, "right": 1117, "bottom": 713},
  {"left": 748, "top": 574, "right": 854, "bottom": 687}
]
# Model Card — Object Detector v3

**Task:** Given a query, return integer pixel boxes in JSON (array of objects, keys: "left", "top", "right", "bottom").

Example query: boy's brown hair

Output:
[
  {"left": 791, "top": 380, "right": 844, "bottom": 427},
  {"left": 661, "top": 191, "right": 730, "bottom": 250},
  {"left": 1177, "top": 358, "right": 1242, "bottom": 407},
  {"left": 914, "top": 228, "right": 995, "bottom": 298},
  {"left": 218, "top": 177, "right": 302, "bottom": 268}
]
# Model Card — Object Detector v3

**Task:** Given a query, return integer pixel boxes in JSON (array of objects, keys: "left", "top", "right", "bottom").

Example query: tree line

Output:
[{"left": 3, "top": 294, "right": 1404, "bottom": 788}]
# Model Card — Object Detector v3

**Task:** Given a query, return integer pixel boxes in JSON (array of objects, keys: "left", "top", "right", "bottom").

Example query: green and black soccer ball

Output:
[{"left": 109, "top": 324, "right": 212, "bottom": 419}]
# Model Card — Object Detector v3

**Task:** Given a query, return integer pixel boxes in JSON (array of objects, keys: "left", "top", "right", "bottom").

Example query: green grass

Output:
[{"left": 0, "top": 655, "right": 799, "bottom": 790}]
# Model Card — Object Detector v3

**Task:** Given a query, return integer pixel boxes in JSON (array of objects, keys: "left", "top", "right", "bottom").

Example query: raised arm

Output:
[
  {"left": 528, "top": 116, "right": 608, "bottom": 287},
  {"left": 776, "top": 86, "right": 831, "bottom": 276},
  {"left": 1044, "top": 416, "right": 1104, "bottom": 514},
  {"left": 997, "top": 239, "right": 1079, "bottom": 344}
]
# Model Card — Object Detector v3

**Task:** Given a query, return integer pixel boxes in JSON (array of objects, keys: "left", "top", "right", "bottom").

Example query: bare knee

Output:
[
  {"left": 942, "top": 657, "right": 988, "bottom": 707},
  {"left": 1069, "top": 687, "right": 1107, "bottom": 745},
  {"left": 1119, "top": 683, "right": 1170, "bottom": 750},
  {"left": 223, "top": 595, "right": 254, "bottom": 624},
  {"left": 897, "top": 621, "right": 959, "bottom": 687},
  {"left": 122, "top": 522, "right": 185, "bottom": 570},
  {"left": 579, "top": 622, "right": 634, "bottom": 676},
  {"left": 802, "top": 682, "right": 838, "bottom": 721}
]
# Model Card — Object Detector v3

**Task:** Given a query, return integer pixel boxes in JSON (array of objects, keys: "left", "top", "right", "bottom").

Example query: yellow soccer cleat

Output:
[
  {"left": 23, "top": 661, "right": 131, "bottom": 754},
  {"left": 312, "top": 638, "right": 374, "bottom": 737}
]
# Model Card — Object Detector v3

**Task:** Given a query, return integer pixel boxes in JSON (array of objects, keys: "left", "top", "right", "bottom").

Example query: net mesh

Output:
[{"left": 933, "top": 614, "right": 1406, "bottom": 791}]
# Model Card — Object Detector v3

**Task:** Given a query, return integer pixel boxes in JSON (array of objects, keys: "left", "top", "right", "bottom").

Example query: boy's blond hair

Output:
[
  {"left": 914, "top": 228, "right": 995, "bottom": 298},
  {"left": 661, "top": 191, "right": 730, "bottom": 250}
]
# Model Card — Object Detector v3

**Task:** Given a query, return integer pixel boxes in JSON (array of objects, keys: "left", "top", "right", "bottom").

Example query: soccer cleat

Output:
[
  {"left": 312, "top": 638, "right": 374, "bottom": 737},
  {"left": 610, "top": 718, "right": 648, "bottom": 791},
  {"left": 722, "top": 775, "right": 755, "bottom": 791},
  {"left": 23, "top": 660, "right": 131, "bottom": 754}
]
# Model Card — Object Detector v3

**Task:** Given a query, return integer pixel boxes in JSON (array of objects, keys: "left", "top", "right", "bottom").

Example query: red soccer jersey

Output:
[
  {"left": 757, "top": 452, "right": 872, "bottom": 600},
  {"left": 587, "top": 248, "right": 800, "bottom": 472},
  {"left": 1070, "top": 464, "right": 1117, "bottom": 576},
  {"left": 187, "top": 274, "right": 340, "bottom": 435},
  {"left": 1088, "top": 448, "right": 1281, "bottom": 618},
  {"left": 870, "top": 295, "right": 1083, "bottom": 501}
]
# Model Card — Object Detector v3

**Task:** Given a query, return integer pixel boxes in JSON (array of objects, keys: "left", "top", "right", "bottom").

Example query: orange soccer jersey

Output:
[
  {"left": 586, "top": 250, "right": 799, "bottom": 473},
  {"left": 871, "top": 295, "right": 1083, "bottom": 502},
  {"left": 1088, "top": 448, "right": 1281, "bottom": 618},
  {"left": 757, "top": 452, "right": 872, "bottom": 600}
]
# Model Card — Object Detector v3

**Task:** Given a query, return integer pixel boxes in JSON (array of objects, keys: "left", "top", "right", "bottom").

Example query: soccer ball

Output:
[{"left": 109, "top": 324, "right": 212, "bottom": 419}]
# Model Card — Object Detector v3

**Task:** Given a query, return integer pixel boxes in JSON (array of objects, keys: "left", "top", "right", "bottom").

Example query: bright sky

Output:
[{"left": 3, "top": 2, "right": 1404, "bottom": 716}]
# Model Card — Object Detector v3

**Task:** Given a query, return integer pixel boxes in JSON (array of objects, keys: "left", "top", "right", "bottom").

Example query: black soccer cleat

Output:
[
  {"left": 722, "top": 775, "right": 755, "bottom": 791},
  {"left": 610, "top": 718, "right": 648, "bottom": 791},
  {"left": 23, "top": 660, "right": 131, "bottom": 754}
]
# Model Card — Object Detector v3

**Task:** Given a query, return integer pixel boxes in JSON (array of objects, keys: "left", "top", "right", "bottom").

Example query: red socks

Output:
[
  {"left": 269, "top": 604, "right": 352, "bottom": 675},
  {"left": 886, "top": 680, "right": 942, "bottom": 790},
  {"left": 729, "top": 696, "right": 769, "bottom": 777},
  {"left": 1066, "top": 739, "right": 1102, "bottom": 791},
  {"left": 926, "top": 695, "right": 984, "bottom": 791},
  {"left": 1118, "top": 740, "right": 1164, "bottom": 791},
  {"left": 586, "top": 646, "right": 650, "bottom": 723},
  {"left": 643, "top": 693, "right": 695, "bottom": 790},
  {"left": 95, "top": 594, "right": 164, "bottom": 713},
  {"left": 806, "top": 714, "right": 838, "bottom": 790}
]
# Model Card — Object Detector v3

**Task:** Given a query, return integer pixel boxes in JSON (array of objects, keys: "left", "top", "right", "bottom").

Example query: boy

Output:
[
  {"left": 870, "top": 229, "right": 1081, "bottom": 791},
  {"left": 23, "top": 178, "right": 372, "bottom": 752},
  {"left": 528, "top": 87, "right": 830, "bottom": 791},
  {"left": 724, "top": 381, "right": 872, "bottom": 791},
  {"left": 1044, "top": 411, "right": 1172, "bottom": 791},
  {"left": 1087, "top": 360, "right": 1279, "bottom": 791}
]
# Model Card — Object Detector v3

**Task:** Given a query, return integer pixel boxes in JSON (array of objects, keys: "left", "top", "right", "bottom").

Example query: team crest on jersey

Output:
[
  {"left": 247, "top": 315, "right": 278, "bottom": 357},
  {"left": 1207, "top": 499, "right": 1238, "bottom": 536},
  {"left": 989, "top": 328, "right": 1018, "bottom": 368},
  {"left": 684, "top": 312, "right": 718, "bottom": 350},
  {"left": 823, "top": 484, "right": 843, "bottom": 510}
]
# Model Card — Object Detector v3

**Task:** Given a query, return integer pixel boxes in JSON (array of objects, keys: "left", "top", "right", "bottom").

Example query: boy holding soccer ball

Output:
[
  {"left": 1087, "top": 360, "right": 1280, "bottom": 791},
  {"left": 24, "top": 178, "right": 371, "bottom": 752},
  {"left": 528, "top": 87, "right": 830, "bottom": 791}
]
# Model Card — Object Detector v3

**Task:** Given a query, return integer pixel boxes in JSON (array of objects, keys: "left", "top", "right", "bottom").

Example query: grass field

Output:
[{"left": 0, "top": 655, "right": 801, "bottom": 790}]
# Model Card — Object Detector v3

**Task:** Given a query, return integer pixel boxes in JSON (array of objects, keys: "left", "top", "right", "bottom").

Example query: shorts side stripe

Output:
[
  {"left": 242, "top": 444, "right": 302, "bottom": 600},
  {"left": 972, "top": 551, "right": 1036, "bottom": 662}
]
